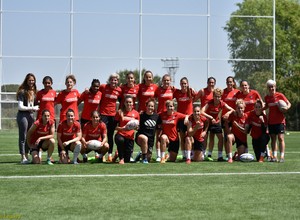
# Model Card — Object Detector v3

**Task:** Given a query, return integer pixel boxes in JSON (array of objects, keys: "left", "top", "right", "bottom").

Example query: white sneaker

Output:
[
  {"left": 156, "top": 157, "right": 161, "bottom": 162},
  {"left": 21, "top": 159, "right": 30, "bottom": 164},
  {"left": 130, "top": 157, "right": 135, "bottom": 162}
]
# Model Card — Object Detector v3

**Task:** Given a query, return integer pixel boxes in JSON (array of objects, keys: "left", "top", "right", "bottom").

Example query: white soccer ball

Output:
[
  {"left": 125, "top": 119, "right": 139, "bottom": 130},
  {"left": 277, "top": 100, "right": 287, "bottom": 112},
  {"left": 87, "top": 140, "right": 102, "bottom": 150},
  {"left": 239, "top": 153, "right": 255, "bottom": 162}
]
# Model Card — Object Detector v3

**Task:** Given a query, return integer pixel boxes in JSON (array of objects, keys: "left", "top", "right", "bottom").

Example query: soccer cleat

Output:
[
  {"left": 130, "top": 157, "right": 135, "bottom": 162},
  {"left": 47, "top": 159, "right": 54, "bottom": 165},
  {"left": 279, "top": 158, "right": 285, "bottom": 163},
  {"left": 134, "top": 152, "right": 142, "bottom": 162},
  {"left": 204, "top": 156, "right": 213, "bottom": 162},
  {"left": 156, "top": 157, "right": 161, "bottom": 162},
  {"left": 119, "top": 159, "right": 124, "bottom": 164},
  {"left": 107, "top": 155, "right": 113, "bottom": 162},
  {"left": 21, "top": 159, "right": 30, "bottom": 164},
  {"left": 142, "top": 158, "right": 148, "bottom": 164},
  {"left": 217, "top": 157, "right": 225, "bottom": 162},
  {"left": 186, "top": 159, "right": 191, "bottom": 164},
  {"left": 258, "top": 156, "right": 264, "bottom": 163},
  {"left": 160, "top": 158, "right": 166, "bottom": 164},
  {"left": 227, "top": 158, "right": 233, "bottom": 163}
]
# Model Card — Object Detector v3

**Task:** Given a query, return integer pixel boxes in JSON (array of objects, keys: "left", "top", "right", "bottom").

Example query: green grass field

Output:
[{"left": 0, "top": 130, "right": 299, "bottom": 220}]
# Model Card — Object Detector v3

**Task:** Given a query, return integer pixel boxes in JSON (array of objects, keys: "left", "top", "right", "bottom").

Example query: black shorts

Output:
[
  {"left": 209, "top": 124, "right": 223, "bottom": 134},
  {"left": 58, "top": 144, "right": 72, "bottom": 155},
  {"left": 177, "top": 119, "right": 187, "bottom": 132},
  {"left": 193, "top": 139, "right": 204, "bottom": 152},
  {"left": 268, "top": 124, "right": 285, "bottom": 135},
  {"left": 252, "top": 134, "right": 270, "bottom": 148},
  {"left": 135, "top": 133, "right": 154, "bottom": 154},
  {"left": 235, "top": 136, "right": 247, "bottom": 148},
  {"left": 168, "top": 140, "right": 180, "bottom": 153},
  {"left": 30, "top": 140, "right": 45, "bottom": 153}
]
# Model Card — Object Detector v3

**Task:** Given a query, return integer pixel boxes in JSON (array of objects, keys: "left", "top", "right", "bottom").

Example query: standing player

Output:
[
  {"left": 173, "top": 77, "right": 197, "bottom": 161},
  {"left": 135, "top": 98, "right": 159, "bottom": 163},
  {"left": 114, "top": 95, "right": 140, "bottom": 164},
  {"left": 56, "top": 74, "right": 80, "bottom": 123},
  {"left": 36, "top": 76, "right": 56, "bottom": 121},
  {"left": 225, "top": 99, "right": 248, "bottom": 163},
  {"left": 16, "top": 73, "right": 39, "bottom": 164},
  {"left": 246, "top": 100, "right": 270, "bottom": 162},
  {"left": 264, "top": 79, "right": 291, "bottom": 162},
  {"left": 186, "top": 105, "right": 209, "bottom": 162},
  {"left": 201, "top": 88, "right": 234, "bottom": 161},
  {"left": 120, "top": 71, "right": 139, "bottom": 110},
  {"left": 27, "top": 109, "right": 55, "bottom": 165},
  {"left": 99, "top": 73, "right": 122, "bottom": 162},
  {"left": 158, "top": 100, "right": 188, "bottom": 163},
  {"left": 81, "top": 111, "right": 109, "bottom": 163},
  {"left": 57, "top": 109, "right": 82, "bottom": 164},
  {"left": 137, "top": 70, "right": 158, "bottom": 113},
  {"left": 78, "top": 79, "right": 102, "bottom": 128}
]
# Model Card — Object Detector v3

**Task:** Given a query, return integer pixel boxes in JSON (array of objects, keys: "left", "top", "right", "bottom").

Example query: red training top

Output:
[
  {"left": 99, "top": 84, "right": 122, "bottom": 116},
  {"left": 264, "top": 92, "right": 288, "bottom": 125},
  {"left": 57, "top": 120, "right": 81, "bottom": 143},
  {"left": 137, "top": 83, "right": 158, "bottom": 112},
  {"left": 82, "top": 121, "right": 107, "bottom": 142},
  {"left": 115, "top": 109, "right": 140, "bottom": 140},
  {"left": 79, "top": 90, "right": 102, "bottom": 121},
  {"left": 36, "top": 89, "right": 56, "bottom": 120},
  {"left": 56, "top": 89, "right": 80, "bottom": 122},
  {"left": 29, "top": 119, "right": 54, "bottom": 145}
]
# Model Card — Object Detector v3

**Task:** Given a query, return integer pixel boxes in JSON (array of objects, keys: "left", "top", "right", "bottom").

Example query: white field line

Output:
[{"left": 0, "top": 172, "right": 300, "bottom": 179}]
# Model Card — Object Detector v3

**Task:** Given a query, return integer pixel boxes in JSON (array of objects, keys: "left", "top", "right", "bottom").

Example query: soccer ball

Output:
[
  {"left": 125, "top": 119, "right": 139, "bottom": 130},
  {"left": 87, "top": 140, "right": 102, "bottom": 150}
]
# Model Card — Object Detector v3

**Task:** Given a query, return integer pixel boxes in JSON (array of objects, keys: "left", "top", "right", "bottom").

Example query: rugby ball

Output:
[
  {"left": 125, "top": 119, "right": 139, "bottom": 130},
  {"left": 277, "top": 100, "right": 287, "bottom": 112},
  {"left": 87, "top": 140, "right": 102, "bottom": 150},
  {"left": 239, "top": 153, "right": 254, "bottom": 162}
]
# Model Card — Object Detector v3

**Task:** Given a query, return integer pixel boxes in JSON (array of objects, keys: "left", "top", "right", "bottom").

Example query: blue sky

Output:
[{"left": 1, "top": 0, "right": 249, "bottom": 92}]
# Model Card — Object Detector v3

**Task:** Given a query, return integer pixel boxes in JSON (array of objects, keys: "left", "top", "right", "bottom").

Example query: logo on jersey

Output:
[{"left": 144, "top": 119, "right": 156, "bottom": 128}]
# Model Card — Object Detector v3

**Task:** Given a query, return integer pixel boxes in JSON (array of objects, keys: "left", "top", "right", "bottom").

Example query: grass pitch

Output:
[{"left": 0, "top": 130, "right": 299, "bottom": 220}]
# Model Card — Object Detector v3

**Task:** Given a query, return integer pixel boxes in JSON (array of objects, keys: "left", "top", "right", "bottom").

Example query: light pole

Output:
[{"left": 161, "top": 57, "right": 179, "bottom": 86}]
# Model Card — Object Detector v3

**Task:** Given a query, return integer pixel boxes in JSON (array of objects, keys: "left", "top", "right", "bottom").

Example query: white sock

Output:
[
  {"left": 39, "top": 151, "right": 42, "bottom": 158},
  {"left": 228, "top": 153, "right": 232, "bottom": 159},
  {"left": 273, "top": 151, "right": 278, "bottom": 158},
  {"left": 260, "top": 152, "right": 265, "bottom": 157},
  {"left": 157, "top": 149, "right": 161, "bottom": 158},
  {"left": 207, "top": 151, "right": 212, "bottom": 157},
  {"left": 186, "top": 150, "right": 191, "bottom": 159},
  {"left": 280, "top": 152, "right": 284, "bottom": 158},
  {"left": 73, "top": 144, "right": 81, "bottom": 162},
  {"left": 161, "top": 151, "right": 165, "bottom": 159}
]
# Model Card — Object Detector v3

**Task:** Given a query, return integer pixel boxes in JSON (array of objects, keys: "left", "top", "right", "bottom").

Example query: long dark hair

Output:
[{"left": 16, "top": 73, "right": 37, "bottom": 100}]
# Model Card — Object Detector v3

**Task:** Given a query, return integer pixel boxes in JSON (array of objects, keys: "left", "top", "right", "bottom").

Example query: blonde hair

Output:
[
  {"left": 235, "top": 99, "right": 246, "bottom": 108},
  {"left": 108, "top": 73, "right": 120, "bottom": 82},
  {"left": 165, "top": 99, "right": 174, "bottom": 107},
  {"left": 213, "top": 88, "right": 223, "bottom": 96}
]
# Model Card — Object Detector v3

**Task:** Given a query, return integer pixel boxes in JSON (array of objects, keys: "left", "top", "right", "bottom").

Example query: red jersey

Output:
[
  {"left": 235, "top": 90, "right": 261, "bottom": 113},
  {"left": 36, "top": 89, "right": 56, "bottom": 120},
  {"left": 188, "top": 115, "right": 207, "bottom": 142},
  {"left": 228, "top": 112, "right": 248, "bottom": 142},
  {"left": 82, "top": 121, "right": 107, "bottom": 142},
  {"left": 246, "top": 111, "right": 268, "bottom": 139},
  {"left": 115, "top": 109, "right": 140, "bottom": 140},
  {"left": 173, "top": 88, "right": 196, "bottom": 115},
  {"left": 158, "top": 111, "right": 186, "bottom": 141},
  {"left": 198, "top": 88, "right": 213, "bottom": 106},
  {"left": 120, "top": 84, "right": 139, "bottom": 109},
  {"left": 155, "top": 86, "right": 174, "bottom": 114},
  {"left": 264, "top": 92, "right": 288, "bottom": 125},
  {"left": 137, "top": 83, "right": 158, "bottom": 112},
  {"left": 29, "top": 119, "right": 54, "bottom": 145},
  {"left": 79, "top": 91, "right": 102, "bottom": 120},
  {"left": 56, "top": 89, "right": 80, "bottom": 122},
  {"left": 57, "top": 120, "right": 81, "bottom": 143},
  {"left": 99, "top": 84, "right": 122, "bottom": 116},
  {"left": 205, "top": 100, "right": 225, "bottom": 123},
  {"left": 222, "top": 88, "right": 239, "bottom": 115}
]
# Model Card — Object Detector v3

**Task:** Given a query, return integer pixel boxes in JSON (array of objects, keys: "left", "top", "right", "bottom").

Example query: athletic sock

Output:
[
  {"left": 39, "top": 150, "right": 42, "bottom": 158},
  {"left": 218, "top": 151, "right": 223, "bottom": 158},
  {"left": 73, "top": 144, "right": 81, "bottom": 162},
  {"left": 157, "top": 149, "right": 161, "bottom": 158},
  {"left": 186, "top": 150, "right": 191, "bottom": 160},
  {"left": 207, "top": 151, "right": 212, "bottom": 157},
  {"left": 228, "top": 153, "right": 232, "bottom": 159},
  {"left": 273, "top": 151, "right": 278, "bottom": 158},
  {"left": 280, "top": 152, "right": 284, "bottom": 158},
  {"left": 161, "top": 152, "right": 165, "bottom": 159}
]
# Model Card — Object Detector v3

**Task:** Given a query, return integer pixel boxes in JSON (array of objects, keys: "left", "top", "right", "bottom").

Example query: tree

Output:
[
  {"left": 224, "top": 0, "right": 300, "bottom": 130},
  {"left": 115, "top": 69, "right": 161, "bottom": 85}
]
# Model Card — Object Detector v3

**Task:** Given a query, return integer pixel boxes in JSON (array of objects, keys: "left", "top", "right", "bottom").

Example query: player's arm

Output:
[{"left": 26, "top": 124, "right": 37, "bottom": 147}]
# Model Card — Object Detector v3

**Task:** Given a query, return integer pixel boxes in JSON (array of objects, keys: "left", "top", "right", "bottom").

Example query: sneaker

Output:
[
  {"left": 258, "top": 156, "right": 264, "bottom": 163},
  {"left": 134, "top": 152, "right": 142, "bottom": 162},
  {"left": 271, "top": 157, "right": 278, "bottom": 162},
  {"left": 107, "top": 155, "right": 113, "bottom": 162},
  {"left": 228, "top": 158, "right": 233, "bottom": 163},
  {"left": 186, "top": 159, "right": 191, "bottom": 164},
  {"left": 279, "top": 158, "right": 285, "bottom": 163},
  {"left": 21, "top": 159, "right": 30, "bottom": 164},
  {"left": 142, "top": 159, "right": 148, "bottom": 164},
  {"left": 217, "top": 157, "right": 225, "bottom": 162},
  {"left": 267, "top": 156, "right": 272, "bottom": 162},
  {"left": 47, "top": 159, "right": 54, "bottom": 165},
  {"left": 83, "top": 157, "right": 88, "bottom": 163},
  {"left": 160, "top": 158, "right": 166, "bottom": 164},
  {"left": 119, "top": 159, "right": 124, "bottom": 164},
  {"left": 204, "top": 156, "right": 213, "bottom": 162},
  {"left": 156, "top": 157, "right": 161, "bottom": 162},
  {"left": 130, "top": 157, "right": 135, "bottom": 162},
  {"left": 73, "top": 161, "right": 79, "bottom": 165}
]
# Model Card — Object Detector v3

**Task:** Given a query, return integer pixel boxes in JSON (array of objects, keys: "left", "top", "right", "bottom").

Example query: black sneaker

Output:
[
  {"left": 217, "top": 157, "right": 225, "bottom": 162},
  {"left": 134, "top": 151, "right": 142, "bottom": 162}
]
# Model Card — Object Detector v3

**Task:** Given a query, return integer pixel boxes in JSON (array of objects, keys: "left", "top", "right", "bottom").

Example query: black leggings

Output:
[
  {"left": 115, "top": 133, "right": 134, "bottom": 163},
  {"left": 101, "top": 115, "right": 117, "bottom": 154},
  {"left": 252, "top": 134, "right": 270, "bottom": 160}
]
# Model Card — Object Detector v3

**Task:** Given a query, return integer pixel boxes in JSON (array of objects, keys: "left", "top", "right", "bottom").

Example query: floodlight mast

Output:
[{"left": 161, "top": 57, "right": 179, "bottom": 86}]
